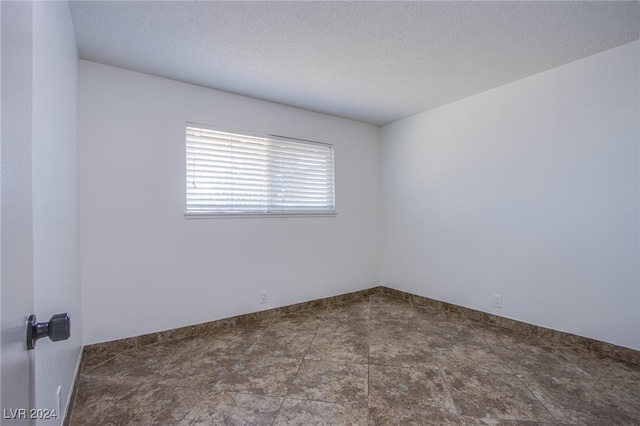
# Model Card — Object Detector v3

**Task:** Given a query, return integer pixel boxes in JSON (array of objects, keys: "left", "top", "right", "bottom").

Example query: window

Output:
[{"left": 186, "top": 123, "right": 335, "bottom": 216}]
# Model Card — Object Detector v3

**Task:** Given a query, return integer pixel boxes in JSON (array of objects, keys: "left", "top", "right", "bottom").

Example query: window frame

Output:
[{"left": 185, "top": 122, "right": 337, "bottom": 218}]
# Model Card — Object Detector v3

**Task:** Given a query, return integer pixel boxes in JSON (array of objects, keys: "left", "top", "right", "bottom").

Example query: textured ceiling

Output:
[{"left": 69, "top": 1, "right": 640, "bottom": 125}]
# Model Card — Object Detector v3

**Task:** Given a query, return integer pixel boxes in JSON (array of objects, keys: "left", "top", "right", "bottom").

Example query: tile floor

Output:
[{"left": 70, "top": 293, "right": 640, "bottom": 425}]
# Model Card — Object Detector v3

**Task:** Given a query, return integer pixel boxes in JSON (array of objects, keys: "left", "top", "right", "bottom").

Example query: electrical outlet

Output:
[
  {"left": 260, "top": 291, "right": 268, "bottom": 304},
  {"left": 493, "top": 294, "right": 503, "bottom": 309}
]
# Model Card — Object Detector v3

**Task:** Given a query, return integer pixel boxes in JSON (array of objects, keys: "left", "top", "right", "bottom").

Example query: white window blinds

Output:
[{"left": 186, "top": 123, "right": 335, "bottom": 215}]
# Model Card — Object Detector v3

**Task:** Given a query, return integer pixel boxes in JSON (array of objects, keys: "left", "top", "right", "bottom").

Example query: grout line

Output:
[
  {"left": 271, "top": 316, "right": 323, "bottom": 425},
  {"left": 513, "top": 373, "right": 559, "bottom": 422},
  {"left": 437, "top": 368, "right": 463, "bottom": 421}
]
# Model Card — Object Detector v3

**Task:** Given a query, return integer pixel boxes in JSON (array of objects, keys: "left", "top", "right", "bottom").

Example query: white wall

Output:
[
  {"left": 382, "top": 41, "right": 640, "bottom": 350},
  {"left": 79, "top": 61, "right": 381, "bottom": 345},
  {"left": 32, "top": 2, "right": 81, "bottom": 423}
]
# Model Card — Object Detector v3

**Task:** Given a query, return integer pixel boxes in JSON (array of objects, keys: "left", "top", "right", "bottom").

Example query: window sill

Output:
[{"left": 184, "top": 211, "right": 338, "bottom": 219}]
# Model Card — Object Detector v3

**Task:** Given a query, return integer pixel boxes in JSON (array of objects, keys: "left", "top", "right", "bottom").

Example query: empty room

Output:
[{"left": 1, "top": 1, "right": 639, "bottom": 425}]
